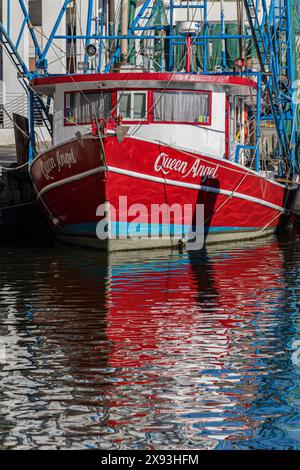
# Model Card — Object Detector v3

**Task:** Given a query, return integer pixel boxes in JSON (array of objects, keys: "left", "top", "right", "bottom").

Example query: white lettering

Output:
[
  {"left": 40, "top": 148, "right": 77, "bottom": 180},
  {"left": 56, "top": 148, "right": 77, "bottom": 172},
  {"left": 154, "top": 152, "right": 218, "bottom": 181},
  {"left": 40, "top": 157, "right": 57, "bottom": 181}
]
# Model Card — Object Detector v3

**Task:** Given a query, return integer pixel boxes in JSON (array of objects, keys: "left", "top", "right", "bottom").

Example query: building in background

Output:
[{"left": 0, "top": 0, "right": 69, "bottom": 143}]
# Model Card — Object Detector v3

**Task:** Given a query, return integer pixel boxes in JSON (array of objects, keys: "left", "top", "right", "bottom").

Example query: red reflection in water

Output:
[{"left": 105, "top": 241, "right": 283, "bottom": 370}]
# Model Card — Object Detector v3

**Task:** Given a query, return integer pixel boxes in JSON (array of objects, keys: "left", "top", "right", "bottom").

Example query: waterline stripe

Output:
[{"left": 64, "top": 222, "right": 258, "bottom": 237}]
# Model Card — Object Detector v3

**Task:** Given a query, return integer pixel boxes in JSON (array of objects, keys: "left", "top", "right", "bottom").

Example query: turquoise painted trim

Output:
[{"left": 59, "top": 221, "right": 258, "bottom": 237}]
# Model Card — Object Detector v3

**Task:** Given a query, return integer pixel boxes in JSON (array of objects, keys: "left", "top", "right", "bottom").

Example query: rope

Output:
[
  {"left": 0, "top": 104, "right": 29, "bottom": 140},
  {"left": 0, "top": 161, "right": 28, "bottom": 172},
  {"left": 201, "top": 140, "right": 259, "bottom": 226},
  {"left": 276, "top": 178, "right": 300, "bottom": 186},
  {"left": 249, "top": 182, "right": 292, "bottom": 240}
]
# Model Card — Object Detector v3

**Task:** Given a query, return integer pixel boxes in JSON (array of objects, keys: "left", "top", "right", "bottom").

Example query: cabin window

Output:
[
  {"left": 118, "top": 91, "right": 147, "bottom": 121},
  {"left": 153, "top": 91, "right": 211, "bottom": 124},
  {"left": 65, "top": 91, "right": 112, "bottom": 125}
]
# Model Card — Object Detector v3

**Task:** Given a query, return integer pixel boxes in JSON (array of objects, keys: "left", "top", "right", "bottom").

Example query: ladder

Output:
[
  {"left": 32, "top": 94, "right": 53, "bottom": 137},
  {"left": 105, "top": 0, "right": 167, "bottom": 72},
  {"left": 0, "top": 22, "right": 31, "bottom": 79},
  {"left": 0, "top": 22, "right": 53, "bottom": 138},
  {"left": 128, "top": 0, "right": 162, "bottom": 31}
]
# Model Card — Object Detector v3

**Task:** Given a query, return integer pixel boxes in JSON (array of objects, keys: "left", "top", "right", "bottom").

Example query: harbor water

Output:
[{"left": 0, "top": 229, "right": 299, "bottom": 450}]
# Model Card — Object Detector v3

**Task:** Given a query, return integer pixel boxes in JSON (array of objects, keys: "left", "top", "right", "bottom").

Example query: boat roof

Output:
[{"left": 32, "top": 72, "right": 257, "bottom": 99}]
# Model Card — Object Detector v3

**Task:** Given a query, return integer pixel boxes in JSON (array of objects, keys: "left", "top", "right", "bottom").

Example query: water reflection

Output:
[{"left": 0, "top": 230, "right": 299, "bottom": 449}]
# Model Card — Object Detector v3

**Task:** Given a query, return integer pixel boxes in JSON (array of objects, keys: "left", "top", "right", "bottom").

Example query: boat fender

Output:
[
  {"left": 52, "top": 217, "right": 60, "bottom": 226},
  {"left": 75, "top": 131, "right": 85, "bottom": 148},
  {"left": 116, "top": 126, "right": 130, "bottom": 144}
]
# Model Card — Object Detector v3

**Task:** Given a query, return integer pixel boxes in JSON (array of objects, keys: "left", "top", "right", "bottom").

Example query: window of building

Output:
[
  {"left": 65, "top": 91, "right": 112, "bottom": 125},
  {"left": 118, "top": 91, "right": 147, "bottom": 121},
  {"left": 29, "top": 0, "right": 42, "bottom": 26},
  {"left": 153, "top": 91, "right": 211, "bottom": 124},
  {"left": 28, "top": 1, "right": 43, "bottom": 72}
]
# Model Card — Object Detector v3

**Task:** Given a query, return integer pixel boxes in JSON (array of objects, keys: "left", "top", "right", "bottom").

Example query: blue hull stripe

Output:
[{"left": 57, "top": 222, "right": 259, "bottom": 237}]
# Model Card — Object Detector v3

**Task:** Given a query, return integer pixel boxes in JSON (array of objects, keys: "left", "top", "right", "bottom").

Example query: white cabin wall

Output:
[
  {"left": 53, "top": 84, "right": 225, "bottom": 159},
  {"left": 130, "top": 92, "right": 226, "bottom": 158},
  {"left": 53, "top": 84, "right": 92, "bottom": 144}
]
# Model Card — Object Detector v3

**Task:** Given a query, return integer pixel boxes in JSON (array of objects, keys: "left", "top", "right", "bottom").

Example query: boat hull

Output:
[{"left": 30, "top": 135, "right": 297, "bottom": 251}]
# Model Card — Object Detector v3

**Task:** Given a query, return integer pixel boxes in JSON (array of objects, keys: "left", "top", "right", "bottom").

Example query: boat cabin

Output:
[{"left": 32, "top": 72, "right": 257, "bottom": 165}]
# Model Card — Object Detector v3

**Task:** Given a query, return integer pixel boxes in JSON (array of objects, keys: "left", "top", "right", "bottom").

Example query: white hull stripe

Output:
[
  {"left": 36, "top": 164, "right": 290, "bottom": 215},
  {"left": 37, "top": 166, "right": 106, "bottom": 199},
  {"left": 108, "top": 166, "right": 290, "bottom": 214}
]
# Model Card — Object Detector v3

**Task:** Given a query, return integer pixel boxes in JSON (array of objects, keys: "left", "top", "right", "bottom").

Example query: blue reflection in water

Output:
[{"left": 0, "top": 230, "right": 299, "bottom": 449}]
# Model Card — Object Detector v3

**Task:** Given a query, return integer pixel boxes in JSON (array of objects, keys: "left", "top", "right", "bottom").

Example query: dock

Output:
[
  {"left": 0, "top": 146, "right": 17, "bottom": 173},
  {"left": 0, "top": 146, "right": 52, "bottom": 244},
  {"left": 295, "top": 188, "right": 300, "bottom": 216}
]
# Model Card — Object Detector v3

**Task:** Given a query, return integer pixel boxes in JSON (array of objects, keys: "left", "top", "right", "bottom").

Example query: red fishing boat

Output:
[{"left": 27, "top": 1, "right": 299, "bottom": 251}]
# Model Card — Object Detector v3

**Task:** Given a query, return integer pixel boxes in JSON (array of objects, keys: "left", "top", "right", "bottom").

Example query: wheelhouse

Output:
[{"left": 32, "top": 72, "right": 257, "bottom": 164}]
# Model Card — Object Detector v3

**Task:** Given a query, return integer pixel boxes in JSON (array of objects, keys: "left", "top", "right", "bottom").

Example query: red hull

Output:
[{"left": 30, "top": 135, "right": 296, "bottom": 251}]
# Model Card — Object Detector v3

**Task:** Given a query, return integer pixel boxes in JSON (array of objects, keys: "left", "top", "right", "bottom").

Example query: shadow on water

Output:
[{"left": 0, "top": 228, "right": 299, "bottom": 449}]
